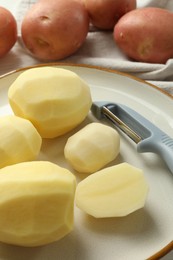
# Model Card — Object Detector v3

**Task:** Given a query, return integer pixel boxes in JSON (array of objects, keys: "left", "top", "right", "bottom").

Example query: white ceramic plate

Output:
[{"left": 0, "top": 63, "right": 173, "bottom": 260}]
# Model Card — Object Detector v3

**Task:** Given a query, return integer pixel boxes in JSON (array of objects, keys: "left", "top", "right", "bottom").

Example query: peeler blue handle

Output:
[
  {"left": 125, "top": 106, "right": 173, "bottom": 174},
  {"left": 138, "top": 129, "right": 173, "bottom": 172},
  {"left": 91, "top": 101, "right": 173, "bottom": 174}
]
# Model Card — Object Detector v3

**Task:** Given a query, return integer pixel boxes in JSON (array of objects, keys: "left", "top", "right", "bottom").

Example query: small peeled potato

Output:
[
  {"left": 0, "top": 161, "right": 76, "bottom": 247},
  {"left": 64, "top": 122, "right": 120, "bottom": 173},
  {"left": 0, "top": 115, "right": 42, "bottom": 169},
  {"left": 75, "top": 163, "right": 149, "bottom": 218},
  {"left": 8, "top": 67, "right": 92, "bottom": 138}
]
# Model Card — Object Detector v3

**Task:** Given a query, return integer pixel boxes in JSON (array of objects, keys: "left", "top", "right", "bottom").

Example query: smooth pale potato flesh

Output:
[
  {"left": 8, "top": 67, "right": 92, "bottom": 138},
  {"left": 114, "top": 7, "right": 173, "bottom": 63},
  {"left": 0, "top": 115, "right": 42, "bottom": 168},
  {"left": 75, "top": 163, "right": 149, "bottom": 218},
  {"left": 84, "top": 0, "right": 136, "bottom": 30},
  {"left": 21, "top": 0, "right": 89, "bottom": 61},
  {"left": 64, "top": 122, "right": 120, "bottom": 173},
  {"left": 0, "top": 161, "right": 76, "bottom": 247},
  {"left": 0, "top": 7, "right": 17, "bottom": 58}
]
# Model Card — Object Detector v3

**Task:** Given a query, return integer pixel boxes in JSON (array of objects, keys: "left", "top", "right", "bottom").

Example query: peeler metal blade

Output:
[{"left": 91, "top": 101, "right": 173, "bottom": 174}]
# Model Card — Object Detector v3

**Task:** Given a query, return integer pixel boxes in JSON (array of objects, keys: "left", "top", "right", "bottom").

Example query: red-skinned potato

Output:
[
  {"left": 21, "top": 0, "right": 89, "bottom": 61},
  {"left": 0, "top": 7, "right": 17, "bottom": 58},
  {"left": 114, "top": 7, "right": 173, "bottom": 63},
  {"left": 84, "top": 0, "right": 136, "bottom": 30}
]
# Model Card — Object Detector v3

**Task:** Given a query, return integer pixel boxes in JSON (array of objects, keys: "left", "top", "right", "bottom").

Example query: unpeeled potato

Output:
[
  {"left": 21, "top": 0, "right": 89, "bottom": 61},
  {"left": 114, "top": 7, "right": 173, "bottom": 63},
  {"left": 84, "top": 0, "right": 136, "bottom": 30},
  {"left": 0, "top": 7, "right": 17, "bottom": 58}
]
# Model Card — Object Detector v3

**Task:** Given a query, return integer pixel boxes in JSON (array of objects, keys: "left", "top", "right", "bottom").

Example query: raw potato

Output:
[
  {"left": 21, "top": 0, "right": 89, "bottom": 61},
  {"left": 0, "top": 115, "right": 42, "bottom": 168},
  {"left": 75, "top": 163, "right": 149, "bottom": 218},
  {"left": 64, "top": 122, "right": 120, "bottom": 173},
  {"left": 84, "top": 0, "right": 136, "bottom": 30},
  {"left": 0, "top": 161, "right": 76, "bottom": 247},
  {"left": 114, "top": 7, "right": 173, "bottom": 63},
  {"left": 8, "top": 67, "right": 92, "bottom": 138},
  {"left": 0, "top": 7, "right": 17, "bottom": 58}
]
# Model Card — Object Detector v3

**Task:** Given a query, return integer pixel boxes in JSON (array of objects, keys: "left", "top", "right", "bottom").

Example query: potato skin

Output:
[
  {"left": 0, "top": 7, "right": 17, "bottom": 58},
  {"left": 114, "top": 7, "right": 173, "bottom": 63},
  {"left": 21, "top": 0, "right": 89, "bottom": 61},
  {"left": 84, "top": 0, "right": 136, "bottom": 30}
]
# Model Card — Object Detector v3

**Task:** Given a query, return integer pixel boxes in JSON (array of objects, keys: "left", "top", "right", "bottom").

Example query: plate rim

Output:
[
  {"left": 0, "top": 61, "right": 173, "bottom": 259},
  {"left": 0, "top": 61, "right": 173, "bottom": 101}
]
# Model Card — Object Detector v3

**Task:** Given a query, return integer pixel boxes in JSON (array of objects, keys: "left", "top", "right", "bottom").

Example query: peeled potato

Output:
[
  {"left": 0, "top": 115, "right": 42, "bottom": 168},
  {"left": 64, "top": 122, "right": 120, "bottom": 173},
  {"left": 8, "top": 66, "right": 92, "bottom": 138},
  {"left": 0, "top": 161, "right": 76, "bottom": 247},
  {"left": 75, "top": 163, "right": 149, "bottom": 218}
]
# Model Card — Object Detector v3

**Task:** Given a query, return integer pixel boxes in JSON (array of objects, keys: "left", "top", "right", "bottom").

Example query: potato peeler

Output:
[{"left": 91, "top": 101, "right": 173, "bottom": 174}]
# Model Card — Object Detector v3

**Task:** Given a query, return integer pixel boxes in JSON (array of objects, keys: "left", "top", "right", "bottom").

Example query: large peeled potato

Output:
[
  {"left": 8, "top": 67, "right": 92, "bottom": 138},
  {"left": 0, "top": 115, "right": 42, "bottom": 168},
  {"left": 114, "top": 7, "right": 173, "bottom": 63},
  {"left": 21, "top": 0, "right": 89, "bottom": 61},
  {"left": 84, "top": 0, "right": 136, "bottom": 30},
  {"left": 0, "top": 161, "right": 76, "bottom": 247},
  {"left": 75, "top": 163, "right": 149, "bottom": 218}
]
